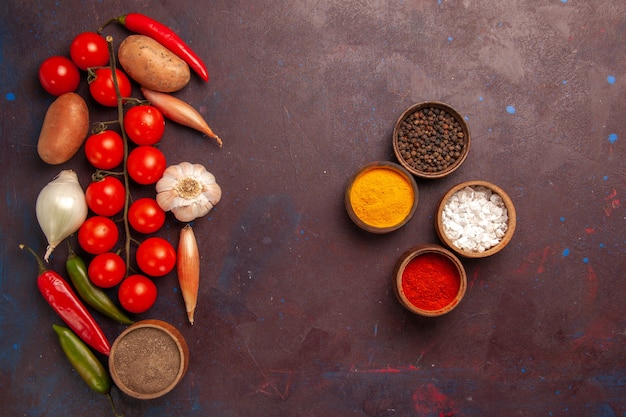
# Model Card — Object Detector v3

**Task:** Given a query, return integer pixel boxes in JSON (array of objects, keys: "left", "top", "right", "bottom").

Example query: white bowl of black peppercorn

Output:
[{"left": 392, "top": 101, "right": 471, "bottom": 179}]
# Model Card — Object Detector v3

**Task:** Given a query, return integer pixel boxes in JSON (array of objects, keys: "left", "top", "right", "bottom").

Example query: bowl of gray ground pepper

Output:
[
  {"left": 109, "top": 319, "right": 189, "bottom": 399},
  {"left": 392, "top": 101, "right": 471, "bottom": 179}
]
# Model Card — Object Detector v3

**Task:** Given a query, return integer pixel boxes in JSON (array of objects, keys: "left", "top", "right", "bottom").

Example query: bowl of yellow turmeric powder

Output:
[{"left": 345, "top": 161, "right": 419, "bottom": 233}]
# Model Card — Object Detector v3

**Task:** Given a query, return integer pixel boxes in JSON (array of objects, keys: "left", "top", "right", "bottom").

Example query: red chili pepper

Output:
[
  {"left": 100, "top": 13, "right": 209, "bottom": 82},
  {"left": 20, "top": 245, "right": 111, "bottom": 356}
]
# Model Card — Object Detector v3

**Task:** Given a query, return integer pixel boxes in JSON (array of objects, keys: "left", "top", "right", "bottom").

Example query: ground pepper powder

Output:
[
  {"left": 349, "top": 167, "right": 414, "bottom": 228},
  {"left": 401, "top": 252, "right": 460, "bottom": 311},
  {"left": 112, "top": 327, "right": 182, "bottom": 395}
]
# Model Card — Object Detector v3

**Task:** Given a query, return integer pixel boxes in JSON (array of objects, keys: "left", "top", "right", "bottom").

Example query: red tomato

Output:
[
  {"left": 89, "top": 67, "right": 132, "bottom": 107},
  {"left": 69, "top": 32, "right": 109, "bottom": 70},
  {"left": 124, "top": 105, "right": 165, "bottom": 146},
  {"left": 78, "top": 216, "right": 119, "bottom": 255},
  {"left": 118, "top": 274, "right": 157, "bottom": 313},
  {"left": 38, "top": 56, "right": 80, "bottom": 96},
  {"left": 84, "top": 130, "right": 125, "bottom": 169},
  {"left": 127, "top": 146, "right": 166, "bottom": 185},
  {"left": 88, "top": 252, "right": 126, "bottom": 288},
  {"left": 128, "top": 198, "right": 166, "bottom": 234},
  {"left": 136, "top": 237, "right": 176, "bottom": 277},
  {"left": 85, "top": 176, "right": 126, "bottom": 217}
]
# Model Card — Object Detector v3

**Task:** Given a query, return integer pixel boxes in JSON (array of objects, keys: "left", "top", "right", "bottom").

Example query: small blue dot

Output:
[
  {"left": 563, "top": 248, "right": 570, "bottom": 257},
  {"left": 506, "top": 105, "right": 516, "bottom": 114},
  {"left": 608, "top": 133, "right": 618, "bottom": 144},
  {"left": 607, "top": 75, "right": 616, "bottom": 84},
  {"left": 13, "top": 343, "right": 19, "bottom": 350},
  {"left": 478, "top": 96, "right": 484, "bottom": 102},
  {"left": 582, "top": 257, "right": 589, "bottom": 264},
  {"left": 562, "top": 80, "right": 568, "bottom": 85},
  {"left": 448, "top": 36, "right": 454, "bottom": 42},
  {"left": 6, "top": 93, "right": 16, "bottom": 101},
  {"left": 599, "top": 243, "right": 605, "bottom": 248},
  {"left": 560, "top": 216, "right": 566, "bottom": 222},
  {"left": 560, "top": 0, "right": 567, "bottom": 3}
]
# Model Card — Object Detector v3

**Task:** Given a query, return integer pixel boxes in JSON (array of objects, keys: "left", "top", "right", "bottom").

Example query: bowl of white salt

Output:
[{"left": 435, "top": 180, "right": 516, "bottom": 258}]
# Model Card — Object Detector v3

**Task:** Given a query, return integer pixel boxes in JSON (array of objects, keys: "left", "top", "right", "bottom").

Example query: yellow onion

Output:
[
  {"left": 156, "top": 161, "right": 221, "bottom": 222},
  {"left": 36, "top": 170, "right": 88, "bottom": 261},
  {"left": 177, "top": 224, "right": 200, "bottom": 325}
]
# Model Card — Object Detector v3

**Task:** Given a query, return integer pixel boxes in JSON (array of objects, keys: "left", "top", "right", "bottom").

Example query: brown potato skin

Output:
[
  {"left": 118, "top": 35, "right": 191, "bottom": 93},
  {"left": 37, "top": 92, "right": 89, "bottom": 165}
]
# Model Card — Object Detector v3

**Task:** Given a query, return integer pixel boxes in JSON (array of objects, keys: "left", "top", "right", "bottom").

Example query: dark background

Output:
[{"left": 1, "top": 1, "right": 624, "bottom": 416}]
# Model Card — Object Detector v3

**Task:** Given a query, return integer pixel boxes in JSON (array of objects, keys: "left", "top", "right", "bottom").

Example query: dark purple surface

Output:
[{"left": 1, "top": 1, "right": 624, "bottom": 416}]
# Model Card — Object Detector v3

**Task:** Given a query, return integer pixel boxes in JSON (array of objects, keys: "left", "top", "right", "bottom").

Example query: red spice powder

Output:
[{"left": 401, "top": 252, "right": 460, "bottom": 311}]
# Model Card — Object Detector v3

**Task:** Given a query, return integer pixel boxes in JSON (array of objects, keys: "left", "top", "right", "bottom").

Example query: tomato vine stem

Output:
[
  {"left": 91, "top": 120, "right": 119, "bottom": 135},
  {"left": 105, "top": 36, "right": 132, "bottom": 275},
  {"left": 91, "top": 169, "right": 124, "bottom": 182}
]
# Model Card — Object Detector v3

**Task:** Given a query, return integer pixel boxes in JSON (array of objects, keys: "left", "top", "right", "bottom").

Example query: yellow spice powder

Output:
[{"left": 349, "top": 167, "right": 414, "bottom": 228}]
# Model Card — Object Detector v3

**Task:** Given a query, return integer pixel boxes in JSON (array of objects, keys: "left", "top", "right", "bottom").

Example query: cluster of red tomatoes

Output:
[{"left": 39, "top": 32, "right": 176, "bottom": 314}]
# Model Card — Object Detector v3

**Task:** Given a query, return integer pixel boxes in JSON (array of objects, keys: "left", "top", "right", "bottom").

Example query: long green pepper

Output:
[
  {"left": 66, "top": 249, "right": 133, "bottom": 325},
  {"left": 53, "top": 324, "right": 112, "bottom": 394}
]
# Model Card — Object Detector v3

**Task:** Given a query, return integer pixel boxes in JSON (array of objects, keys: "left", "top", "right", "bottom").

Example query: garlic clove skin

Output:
[
  {"left": 173, "top": 198, "right": 216, "bottom": 223},
  {"left": 156, "top": 162, "right": 221, "bottom": 223},
  {"left": 36, "top": 170, "right": 88, "bottom": 261}
]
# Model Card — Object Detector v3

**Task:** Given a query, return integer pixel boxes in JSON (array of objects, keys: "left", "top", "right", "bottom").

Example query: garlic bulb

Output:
[
  {"left": 36, "top": 170, "right": 88, "bottom": 261},
  {"left": 155, "top": 162, "right": 221, "bottom": 222}
]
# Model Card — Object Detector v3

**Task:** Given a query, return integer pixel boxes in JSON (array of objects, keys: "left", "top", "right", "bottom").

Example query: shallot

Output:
[
  {"left": 36, "top": 170, "right": 88, "bottom": 261},
  {"left": 141, "top": 87, "right": 222, "bottom": 147},
  {"left": 177, "top": 224, "right": 200, "bottom": 325}
]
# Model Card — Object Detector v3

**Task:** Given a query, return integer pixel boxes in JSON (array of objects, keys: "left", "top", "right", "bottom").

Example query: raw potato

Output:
[
  {"left": 118, "top": 34, "right": 191, "bottom": 93},
  {"left": 37, "top": 93, "right": 89, "bottom": 165}
]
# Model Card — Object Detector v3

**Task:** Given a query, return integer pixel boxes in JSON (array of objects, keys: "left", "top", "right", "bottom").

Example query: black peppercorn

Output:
[{"left": 395, "top": 106, "right": 466, "bottom": 174}]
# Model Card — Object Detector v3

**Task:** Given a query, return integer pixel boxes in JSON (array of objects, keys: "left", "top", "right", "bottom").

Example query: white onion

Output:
[{"left": 36, "top": 170, "right": 88, "bottom": 261}]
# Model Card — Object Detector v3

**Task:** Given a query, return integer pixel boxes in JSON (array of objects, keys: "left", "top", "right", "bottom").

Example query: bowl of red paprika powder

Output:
[{"left": 393, "top": 245, "right": 467, "bottom": 317}]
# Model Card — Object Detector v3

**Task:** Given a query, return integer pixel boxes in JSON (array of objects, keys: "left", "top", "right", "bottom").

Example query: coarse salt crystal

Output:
[{"left": 442, "top": 186, "right": 508, "bottom": 253}]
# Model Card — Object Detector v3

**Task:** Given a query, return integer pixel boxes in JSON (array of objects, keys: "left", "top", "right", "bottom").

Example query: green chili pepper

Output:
[
  {"left": 66, "top": 249, "right": 133, "bottom": 325},
  {"left": 53, "top": 324, "right": 112, "bottom": 394},
  {"left": 53, "top": 324, "right": 123, "bottom": 416}
]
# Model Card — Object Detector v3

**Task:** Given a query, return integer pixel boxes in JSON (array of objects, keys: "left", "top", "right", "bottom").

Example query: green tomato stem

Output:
[{"left": 105, "top": 36, "right": 132, "bottom": 275}]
